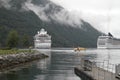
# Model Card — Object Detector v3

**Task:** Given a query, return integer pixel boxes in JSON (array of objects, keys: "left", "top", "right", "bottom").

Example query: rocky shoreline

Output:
[{"left": 0, "top": 51, "right": 48, "bottom": 70}]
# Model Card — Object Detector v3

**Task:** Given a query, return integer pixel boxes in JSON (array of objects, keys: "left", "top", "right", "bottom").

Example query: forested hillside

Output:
[{"left": 0, "top": 0, "right": 102, "bottom": 48}]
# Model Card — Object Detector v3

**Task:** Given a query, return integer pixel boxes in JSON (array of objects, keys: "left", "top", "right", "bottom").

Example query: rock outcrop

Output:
[{"left": 0, "top": 51, "right": 48, "bottom": 70}]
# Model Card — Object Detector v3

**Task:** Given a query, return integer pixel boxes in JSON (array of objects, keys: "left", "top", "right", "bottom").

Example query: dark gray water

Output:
[
  {"left": 1, "top": 48, "right": 120, "bottom": 80},
  {"left": 0, "top": 49, "right": 80, "bottom": 80}
]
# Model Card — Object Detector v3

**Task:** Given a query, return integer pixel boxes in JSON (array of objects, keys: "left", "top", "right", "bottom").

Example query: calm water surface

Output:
[
  {"left": 0, "top": 48, "right": 120, "bottom": 80},
  {"left": 0, "top": 49, "right": 81, "bottom": 80}
]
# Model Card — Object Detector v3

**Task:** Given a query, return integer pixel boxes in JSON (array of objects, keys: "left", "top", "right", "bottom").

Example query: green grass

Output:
[{"left": 0, "top": 49, "right": 35, "bottom": 55}]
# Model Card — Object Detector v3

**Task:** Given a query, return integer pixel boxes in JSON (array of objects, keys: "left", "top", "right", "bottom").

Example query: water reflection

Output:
[
  {"left": 34, "top": 50, "right": 80, "bottom": 80},
  {"left": 94, "top": 49, "right": 120, "bottom": 64},
  {"left": 0, "top": 49, "right": 80, "bottom": 80},
  {"left": 2, "top": 48, "right": 120, "bottom": 80},
  {"left": 78, "top": 49, "right": 120, "bottom": 73},
  {"left": 79, "top": 49, "right": 120, "bottom": 65}
]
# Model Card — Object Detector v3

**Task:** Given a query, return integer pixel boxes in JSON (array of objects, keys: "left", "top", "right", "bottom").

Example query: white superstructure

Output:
[
  {"left": 97, "top": 33, "right": 120, "bottom": 49},
  {"left": 34, "top": 28, "right": 51, "bottom": 49}
]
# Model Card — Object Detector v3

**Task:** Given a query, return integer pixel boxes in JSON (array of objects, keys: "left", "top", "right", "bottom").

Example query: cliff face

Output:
[{"left": 0, "top": 0, "right": 102, "bottom": 48}]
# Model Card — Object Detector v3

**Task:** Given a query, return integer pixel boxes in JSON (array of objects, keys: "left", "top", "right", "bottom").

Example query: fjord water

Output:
[
  {"left": 0, "top": 49, "right": 81, "bottom": 80},
  {"left": 0, "top": 48, "right": 120, "bottom": 80}
]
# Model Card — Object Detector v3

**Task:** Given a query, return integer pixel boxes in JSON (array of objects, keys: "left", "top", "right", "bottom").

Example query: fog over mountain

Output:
[
  {"left": 50, "top": 0, "right": 120, "bottom": 38},
  {"left": 0, "top": 0, "right": 114, "bottom": 32},
  {"left": 0, "top": 0, "right": 83, "bottom": 28},
  {"left": 0, "top": 0, "right": 102, "bottom": 47},
  {"left": 2, "top": 0, "right": 120, "bottom": 38},
  {"left": 0, "top": 0, "right": 11, "bottom": 9}
]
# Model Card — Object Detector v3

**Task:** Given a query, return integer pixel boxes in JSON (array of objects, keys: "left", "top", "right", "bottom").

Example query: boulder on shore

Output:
[{"left": 0, "top": 51, "right": 48, "bottom": 69}]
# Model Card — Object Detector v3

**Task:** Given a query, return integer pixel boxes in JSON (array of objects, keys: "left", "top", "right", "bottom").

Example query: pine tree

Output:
[
  {"left": 22, "top": 35, "right": 30, "bottom": 48},
  {"left": 6, "top": 30, "right": 19, "bottom": 49}
]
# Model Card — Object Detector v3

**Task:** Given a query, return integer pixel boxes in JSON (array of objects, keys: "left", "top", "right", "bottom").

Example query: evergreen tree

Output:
[
  {"left": 6, "top": 30, "right": 19, "bottom": 49},
  {"left": 22, "top": 35, "right": 30, "bottom": 48}
]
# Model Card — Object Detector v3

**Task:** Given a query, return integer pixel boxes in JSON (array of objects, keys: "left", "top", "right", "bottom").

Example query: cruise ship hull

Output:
[
  {"left": 97, "top": 35, "right": 120, "bottom": 49},
  {"left": 35, "top": 43, "right": 51, "bottom": 49}
]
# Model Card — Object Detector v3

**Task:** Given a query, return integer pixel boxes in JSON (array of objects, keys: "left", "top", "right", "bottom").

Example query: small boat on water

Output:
[
  {"left": 97, "top": 32, "right": 120, "bottom": 49},
  {"left": 74, "top": 47, "right": 86, "bottom": 52}
]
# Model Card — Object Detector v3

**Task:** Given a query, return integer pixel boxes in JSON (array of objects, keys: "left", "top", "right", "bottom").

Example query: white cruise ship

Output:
[
  {"left": 34, "top": 28, "right": 51, "bottom": 49},
  {"left": 97, "top": 33, "right": 120, "bottom": 49}
]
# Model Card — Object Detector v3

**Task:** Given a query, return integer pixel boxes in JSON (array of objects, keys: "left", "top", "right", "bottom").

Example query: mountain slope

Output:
[{"left": 0, "top": 0, "right": 102, "bottom": 48}]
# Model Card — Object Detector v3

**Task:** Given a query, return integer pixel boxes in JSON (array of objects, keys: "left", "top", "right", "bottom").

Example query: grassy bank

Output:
[{"left": 0, "top": 49, "right": 34, "bottom": 55}]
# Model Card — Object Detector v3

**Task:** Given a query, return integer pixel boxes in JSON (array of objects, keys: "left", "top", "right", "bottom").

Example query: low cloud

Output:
[
  {"left": 23, "top": 0, "right": 82, "bottom": 27},
  {"left": 50, "top": 0, "right": 120, "bottom": 38},
  {"left": 0, "top": 0, "right": 83, "bottom": 28},
  {"left": 24, "top": 0, "right": 50, "bottom": 21},
  {"left": 0, "top": 0, "right": 11, "bottom": 9},
  {"left": 2, "top": 0, "right": 113, "bottom": 33},
  {"left": 50, "top": 9, "right": 82, "bottom": 27}
]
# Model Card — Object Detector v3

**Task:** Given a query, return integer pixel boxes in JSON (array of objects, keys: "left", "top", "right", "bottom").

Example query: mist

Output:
[
  {"left": 22, "top": 0, "right": 82, "bottom": 27},
  {"left": 50, "top": 0, "right": 120, "bottom": 38},
  {"left": 1, "top": 0, "right": 120, "bottom": 37},
  {"left": 0, "top": 0, "right": 11, "bottom": 9},
  {"left": 0, "top": 0, "right": 83, "bottom": 27}
]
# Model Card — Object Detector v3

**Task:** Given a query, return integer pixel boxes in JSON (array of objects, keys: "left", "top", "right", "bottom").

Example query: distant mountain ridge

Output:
[{"left": 0, "top": 0, "right": 102, "bottom": 48}]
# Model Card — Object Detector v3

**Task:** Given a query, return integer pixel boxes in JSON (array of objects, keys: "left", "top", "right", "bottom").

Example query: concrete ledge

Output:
[{"left": 74, "top": 67, "right": 94, "bottom": 80}]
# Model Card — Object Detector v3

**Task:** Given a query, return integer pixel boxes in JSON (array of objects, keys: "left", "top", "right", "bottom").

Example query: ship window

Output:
[{"left": 98, "top": 42, "right": 105, "bottom": 45}]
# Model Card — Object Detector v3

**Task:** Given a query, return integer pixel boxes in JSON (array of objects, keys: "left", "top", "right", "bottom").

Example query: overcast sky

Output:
[{"left": 50, "top": 0, "right": 120, "bottom": 38}]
